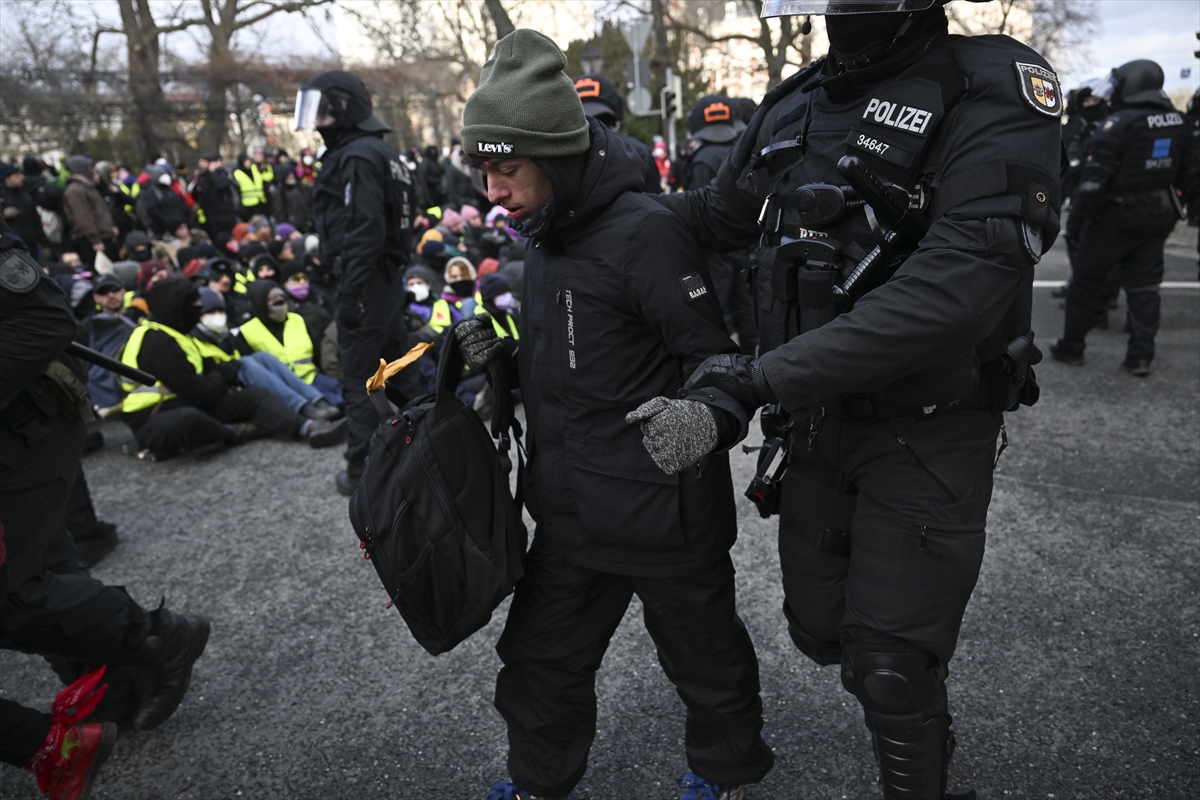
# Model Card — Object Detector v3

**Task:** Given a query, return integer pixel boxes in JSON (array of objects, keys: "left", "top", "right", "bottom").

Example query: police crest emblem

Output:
[
  {"left": 0, "top": 248, "right": 41, "bottom": 294},
  {"left": 1014, "top": 62, "right": 1063, "bottom": 118}
]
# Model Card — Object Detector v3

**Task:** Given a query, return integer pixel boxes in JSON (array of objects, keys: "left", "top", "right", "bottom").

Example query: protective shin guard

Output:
[{"left": 864, "top": 707, "right": 958, "bottom": 800}]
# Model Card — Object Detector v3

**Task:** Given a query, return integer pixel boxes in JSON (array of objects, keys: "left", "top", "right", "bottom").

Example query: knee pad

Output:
[
  {"left": 841, "top": 639, "right": 945, "bottom": 716},
  {"left": 782, "top": 602, "right": 842, "bottom": 666}
]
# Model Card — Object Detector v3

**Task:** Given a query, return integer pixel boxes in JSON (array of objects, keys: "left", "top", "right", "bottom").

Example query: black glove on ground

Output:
[
  {"left": 454, "top": 314, "right": 504, "bottom": 370},
  {"left": 682, "top": 353, "right": 777, "bottom": 418}
]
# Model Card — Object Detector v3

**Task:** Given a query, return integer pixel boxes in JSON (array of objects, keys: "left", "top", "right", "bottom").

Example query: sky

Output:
[{"left": 1060, "top": 0, "right": 1199, "bottom": 100}]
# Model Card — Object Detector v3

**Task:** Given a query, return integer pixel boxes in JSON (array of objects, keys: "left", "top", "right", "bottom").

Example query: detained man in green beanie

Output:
[{"left": 457, "top": 28, "right": 774, "bottom": 800}]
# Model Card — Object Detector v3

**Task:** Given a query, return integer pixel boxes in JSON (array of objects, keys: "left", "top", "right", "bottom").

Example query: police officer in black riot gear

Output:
[
  {"left": 1050, "top": 59, "right": 1188, "bottom": 377},
  {"left": 572, "top": 72, "right": 664, "bottom": 193},
  {"left": 295, "top": 71, "right": 417, "bottom": 495},
  {"left": 639, "top": 2, "right": 1063, "bottom": 798},
  {"left": 0, "top": 219, "right": 211, "bottom": 737},
  {"left": 683, "top": 95, "right": 760, "bottom": 355}
]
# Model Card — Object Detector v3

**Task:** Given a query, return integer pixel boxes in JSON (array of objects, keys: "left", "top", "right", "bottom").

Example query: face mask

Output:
[
  {"left": 267, "top": 302, "right": 289, "bottom": 322},
  {"left": 286, "top": 284, "right": 309, "bottom": 300},
  {"left": 303, "top": 156, "right": 314, "bottom": 166},
  {"left": 158, "top": 174, "right": 172, "bottom": 186},
  {"left": 409, "top": 283, "right": 430, "bottom": 302},
  {"left": 448, "top": 279, "right": 475, "bottom": 297},
  {"left": 200, "top": 312, "right": 228, "bottom": 337},
  {"left": 492, "top": 292, "right": 516, "bottom": 312}
]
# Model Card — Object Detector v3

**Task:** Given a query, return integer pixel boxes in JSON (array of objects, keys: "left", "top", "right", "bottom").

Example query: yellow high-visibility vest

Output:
[
  {"left": 119, "top": 321, "right": 203, "bottom": 413},
  {"left": 428, "top": 299, "right": 454, "bottom": 334},
  {"left": 239, "top": 313, "right": 316, "bottom": 383},
  {"left": 475, "top": 304, "right": 519, "bottom": 340},
  {"left": 234, "top": 166, "right": 268, "bottom": 208},
  {"left": 193, "top": 336, "right": 237, "bottom": 363}
]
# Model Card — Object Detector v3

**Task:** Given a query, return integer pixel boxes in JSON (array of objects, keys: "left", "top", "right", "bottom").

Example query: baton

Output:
[{"left": 65, "top": 341, "right": 158, "bottom": 386}]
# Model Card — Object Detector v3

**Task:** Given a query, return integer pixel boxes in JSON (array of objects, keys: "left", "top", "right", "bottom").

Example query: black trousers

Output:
[
  {"left": 1060, "top": 213, "right": 1177, "bottom": 362},
  {"left": 494, "top": 545, "right": 774, "bottom": 797},
  {"left": 0, "top": 698, "right": 50, "bottom": 768},
  {"left": 130, "top": 386, "right": 303, "bottom": 458},
  {"left": 778, "top": 410, "right": 999, "bottom": 670},
  {"left": 338, "top": 272, "right": 404, "bottom": 466},
  {"left": 705, "top": 251, "right": 758, "bottom": 355}
]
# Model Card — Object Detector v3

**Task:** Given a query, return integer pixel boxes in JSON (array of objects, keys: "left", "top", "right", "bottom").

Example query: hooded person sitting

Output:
[
  {"left": 277, "top": 259, "right": 337, "bottom": 369},
  {"left": 237, "top": 280, "right": 344, "bottom": 407},
  {"left": 76, "top": 274, "right": 138, "bottom": 413},
  {"left": 118, "top": 278, "right": 346, "bottom": 460},
  {"left": 190, "top": 288, "right": 342, "bottom": 422},
  {"left": 441, "top": 255, "right": 479, "bottom": 317}
]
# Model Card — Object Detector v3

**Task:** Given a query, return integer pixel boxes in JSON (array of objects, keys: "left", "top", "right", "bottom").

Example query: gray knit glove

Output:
[
  {"left": 626, "top": 397, "right": 718, "bottom": 476},
  {"left": 454, "top": 314, "right": 503, "bottom": 370}
]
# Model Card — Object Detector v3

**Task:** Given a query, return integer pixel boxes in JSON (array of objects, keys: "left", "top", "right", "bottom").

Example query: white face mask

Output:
[
  {"left": 409, "top": 283, "right": 430, "bottom": 302},
  {"left": 303, "top": 155, "right": 314, "bottom": 166},
  {"left": 158, "top": 174, "right": 172, "bottom": 186},
  {"left": 200, "top": 312, "right": 227, "bottom": 337}
]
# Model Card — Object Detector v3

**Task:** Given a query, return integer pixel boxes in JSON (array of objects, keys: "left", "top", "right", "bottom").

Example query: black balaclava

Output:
[
  {"left": 821, "top": 6, "right": 948, "bottom": 101},
  {"left": 147, "top": 278, "right": 204, "bottom": 333}
]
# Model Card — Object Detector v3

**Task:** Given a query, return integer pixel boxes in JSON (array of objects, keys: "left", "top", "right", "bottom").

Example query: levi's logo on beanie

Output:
[{"left": 478, "top": 142, "right": 515, "bottom": 155}]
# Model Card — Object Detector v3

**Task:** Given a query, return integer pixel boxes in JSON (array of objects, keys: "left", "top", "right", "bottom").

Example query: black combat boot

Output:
[{"left": 132, "top": 608, "right": 211, "bottom": 730}]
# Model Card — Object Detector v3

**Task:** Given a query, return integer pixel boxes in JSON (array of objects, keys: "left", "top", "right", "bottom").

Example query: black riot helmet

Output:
[
  {"left": 1094, "top": 59, "right": 1168, "bottom": 107},
  {"left": 294, "top": 71, "right": 390, "bottom": 135},
  {"left": 574, "top": 74, "right": 624, "bottom": 129},
  {"left": 688, "top": 95, "right": 739, "bottom": 144}
]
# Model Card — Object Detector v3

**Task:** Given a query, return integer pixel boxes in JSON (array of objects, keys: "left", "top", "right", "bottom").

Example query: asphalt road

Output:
[{"left": 2, "top": 224, "right": 1197, "bottom": 800}]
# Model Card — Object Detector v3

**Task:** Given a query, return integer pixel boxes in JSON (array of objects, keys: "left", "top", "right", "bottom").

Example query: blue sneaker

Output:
[
  {"left": 485, "top": 780, "right": 565, "bottom": 800},
  {"left": 677, "top": 772, "right": 745, "bottom": 800}
]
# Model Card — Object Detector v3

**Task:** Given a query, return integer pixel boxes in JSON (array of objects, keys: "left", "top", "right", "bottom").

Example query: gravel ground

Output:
[{"left": 2, "top": 224, "right": 1197, "bottom": 800}]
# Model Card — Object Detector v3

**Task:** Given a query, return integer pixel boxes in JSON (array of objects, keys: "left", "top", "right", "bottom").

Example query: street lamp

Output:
[{"left": 580, "top": 46, "right": 604, "bottom": 75}]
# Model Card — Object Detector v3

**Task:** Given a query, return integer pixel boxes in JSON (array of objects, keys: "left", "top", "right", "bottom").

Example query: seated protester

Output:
[
  {"left": 233, "top": 241, "right": 265, "bottom": 295},
  {"left": 136, "top": 167, "right": 191, "bottom": 239},
  {"left": 197, "top": 258, "right": 253, "bottom": 326},
  {"left": 251, "top": 252, "right": 280, "bottom": 282},
  {"left": 417, "top": 238, "right": 448, "bottom": 275},
  {"left": 191, "top": 288, "right": 341, "bottom": 421},
  {"left": 455, "top": 31, "right": 772, "bottom": 799},
  {"left": 76, "top": 274, "right": 138, "bottom": 413},
  {"left": 123, "top": 230, "right": 154, "bottom": 262},
  {"left": 459, "top": 203, "right": 488, "bottom": 263},
  {"left": 119, "top": 278, "right": 346, "bottom": 460},
  {"left": 436, "top": 207, "right": 466, "bottom": 254},
  {"left": 213, "top": 230, "right": 241, "bottom": 263},
  {"left": 277, "top": 260, "right": 337, "bottom": 373},
  {"left": 266, "top": 237, "right": 296, "bottom": 264},
  {"left": 476, "top": 272, "right": 519, "bottom": 337},
  {"left": 237, "top": 280, "right": 343, "bottom": 408},
  {"left": 441, "top": 255, "right": 479, "bottom": 318},
  {"left": 127, "top": 259, "right": 170, "bottom": 322},
  {"left": 476, "top": 256, "right": 501, "bottom": 278},
  {"left": 401, "top": 264, "right": 453, "bottom": 394}
]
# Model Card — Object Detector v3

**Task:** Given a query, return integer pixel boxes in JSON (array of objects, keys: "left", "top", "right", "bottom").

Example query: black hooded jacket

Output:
[
  {"left": 125, "top": 278, "right": 238, "bottom": 428},
  {"left": 517, "top": 119, "right": 743, "bottom": 577}
]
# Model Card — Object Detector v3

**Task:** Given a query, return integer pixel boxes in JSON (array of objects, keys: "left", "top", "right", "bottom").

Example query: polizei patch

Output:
[
  {"left": 680, "top": 273, "right": 708, "bottom": 301},
  {"left": 1014, "top": 62, "right": 1063, "bottom": 118},
  {"left": 477, "top": 141, "right": 514, "bottom": 155}
]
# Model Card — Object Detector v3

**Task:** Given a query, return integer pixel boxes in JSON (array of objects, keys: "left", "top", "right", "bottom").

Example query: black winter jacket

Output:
[{"left": 518, "top": 119, "right": 743, "bottom": 577}]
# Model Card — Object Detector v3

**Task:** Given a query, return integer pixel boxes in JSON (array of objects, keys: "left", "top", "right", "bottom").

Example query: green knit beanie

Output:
[{"left": 462, "top": 29, "right": 590, "bottom": 159}]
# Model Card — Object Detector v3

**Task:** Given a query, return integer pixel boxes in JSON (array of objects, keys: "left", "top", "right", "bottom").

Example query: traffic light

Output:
[{"left": 661, "top": 85, "right": 677, "bottom": 124}]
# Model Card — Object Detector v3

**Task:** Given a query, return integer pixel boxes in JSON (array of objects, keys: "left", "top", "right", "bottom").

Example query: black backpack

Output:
[{"left": 349, "top": 327, "right": 526, "bottom": 655}]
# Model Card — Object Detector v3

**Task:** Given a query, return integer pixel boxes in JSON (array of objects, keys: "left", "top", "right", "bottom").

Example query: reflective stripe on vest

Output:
[
  {"left": 428, "top": 299, "right": 454, "bottom": 334},
  {"left": 119, "top": 321, "right": 204, "bottom": 413},
  {"left": 239, "top": 314, "right": 316, "bottom": 383},
  {"left": 234, "top": 167, "right": 267, "bottom": 207},
  {"left": 475, "top": 304, "right": 519, "bottom": 340}
]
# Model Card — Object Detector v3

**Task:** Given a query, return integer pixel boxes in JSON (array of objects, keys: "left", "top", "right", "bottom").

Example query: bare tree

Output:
[
  {"left": 658, "top": 0, "right": 813, "bottom": 90},
  {"left": 946, "top": 0, "right": 1097, "bottom": 73}
]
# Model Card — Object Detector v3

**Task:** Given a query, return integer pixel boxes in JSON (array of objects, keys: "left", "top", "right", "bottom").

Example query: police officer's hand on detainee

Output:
[
  {"left": 626, "top": 396, "right": 718, "bottom": 475},
  {"left": 455, "top": 314, "right": 504, "bottom": 370},
  {"left": 682, "top": 353, "right": 777, "bottom": 418}
]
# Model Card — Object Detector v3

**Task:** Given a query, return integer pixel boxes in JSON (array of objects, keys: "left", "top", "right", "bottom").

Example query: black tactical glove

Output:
[
  {"left": 454, "top": 314, "right": 504, "bottom": 370},
  {"left": 625, "top": 396, "right": 718, "bottom": 475},
  {"left": 682, "top": 353, "right": 777, "bottom": 418}
]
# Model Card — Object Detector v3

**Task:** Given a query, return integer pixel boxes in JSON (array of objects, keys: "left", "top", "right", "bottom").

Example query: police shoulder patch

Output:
[
  {"left": 680, "top": 272, "right": 708, "bottom": 302},
  {"left": 0, "top": 248, "right": 41, "bottom": 294},
  {"left": 1014, "top": 61, "right": 1063, "bottom": 118}
]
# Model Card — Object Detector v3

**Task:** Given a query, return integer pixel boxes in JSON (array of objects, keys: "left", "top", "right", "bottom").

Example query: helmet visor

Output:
[
  {"left": 293, "top": 88, "right": 323, "bottom": 131},
  {"left": 1093, "top": 70, "right": 1117, "bottom": 103},
  {"left": 761, "top": 0, "right": 936, "bottom": 17}
]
